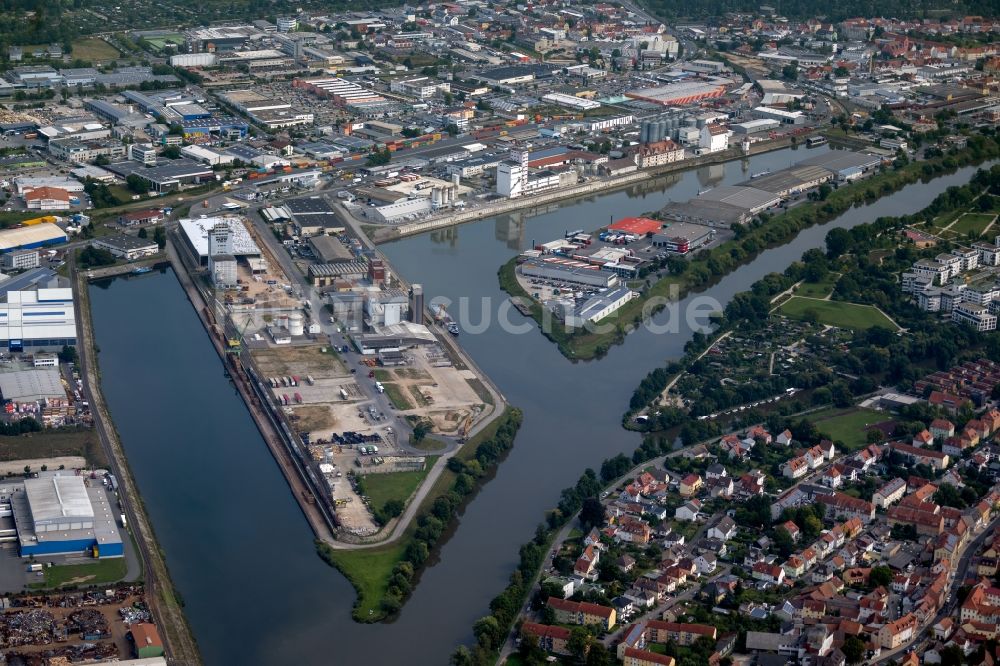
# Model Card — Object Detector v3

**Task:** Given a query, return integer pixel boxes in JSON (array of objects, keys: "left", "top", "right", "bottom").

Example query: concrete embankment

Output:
[
  {"left": 379, "top": 136, "right": 797, "bottom": 242},
  {"left": 83, "top": 257, "right": 166, "bottom": 280},
  {"left": 75, "top": 264, "right": 202, "bottom": 666},
  {"left": 163, "top": 236, "right": 339, "bottom": 544}
]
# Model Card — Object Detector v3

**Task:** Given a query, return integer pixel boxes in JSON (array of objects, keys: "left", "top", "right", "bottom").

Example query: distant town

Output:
[{"left": 0, "top": 0, "right": 995, "bottom": 665}]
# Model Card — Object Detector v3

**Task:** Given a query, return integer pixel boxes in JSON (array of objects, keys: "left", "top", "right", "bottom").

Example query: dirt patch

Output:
[
  {"left": 253, "top": 344, "right": 346, "bottom": 378},
  {"left": 290, "top": 405, "right": 337, "bottom": 432}
]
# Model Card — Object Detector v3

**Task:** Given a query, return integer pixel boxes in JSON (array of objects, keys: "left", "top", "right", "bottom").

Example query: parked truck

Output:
[
  {"left": 120, "top": 513, "right": 128, "bottom": 528},
  {"left": 294, "top": 392, "right": 302, "bottom": 404},
  {"left": 340, "top": 388, "right": 349, "bottom": 400}
]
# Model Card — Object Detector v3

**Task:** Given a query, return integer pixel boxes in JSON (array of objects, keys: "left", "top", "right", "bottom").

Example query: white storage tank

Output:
[{"left": 288, "top": 312, "right": 305, "bottom": 336}]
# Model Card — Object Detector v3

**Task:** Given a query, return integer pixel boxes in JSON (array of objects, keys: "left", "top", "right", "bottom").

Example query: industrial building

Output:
[
  {"left": 752, "top": 106, "right": 806, "bottom": 125},
  {"left": 93, "top": 235, "right": 160, "bottom": 261},
  {"left": 609, "top": 217, "right": 663, "bottom": 236},
  {"left": 309, "top": 235, "right": 353, "bottom": 263},
  {"left": 743, "top": 164, "right": 833, "bottom": 197},
  {"left": 625, "top": 78, "right": 731, "bottom": 106},
  {"left": 565, "top": 287, "right": 637, "bottom": 328},
  {"left": 652, "top": 223, "right": 716, "bottom": 254},
  {"left": 6, "top": 472, "right": 123, "bottom": 558},
  {"left": 0, "top": 367, "right": 64, "bottom": 404},
  {"left": 0, "top": 224, "right": 68, "bottom": 253},
  {"left": 371, "top": 197, "right": 432, "bottom": 224},
  {"left": 0, "top": 287, "right": 76, "bottom": 351},
  {"left": 178, "top": 216, "right": 261, "bottom": 267},
  {"left": 1, "top": 249, "right": 40, "bottom": 271},
  {"left": 519, "top": 257, "right": 619, "bottom": 288},
  {"left": 104, "top": 160, "right": 216, "bottom": 193}
]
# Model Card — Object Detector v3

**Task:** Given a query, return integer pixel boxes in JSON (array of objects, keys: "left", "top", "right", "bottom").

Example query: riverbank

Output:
[
  {"left": 499, "top": 135, "right": 1000, "bottom": 361},
  {"left": 369, "top": 135, "right": 799, "bottom": 243},
  {"left": 164, "top": 235, "right": 340, "bottom": 543},
  {"left": 75, "top": 264, "right": 202, "bottom": 666},
  {"left": 318, "top": 406, "right": 523, "bottom": 622}
]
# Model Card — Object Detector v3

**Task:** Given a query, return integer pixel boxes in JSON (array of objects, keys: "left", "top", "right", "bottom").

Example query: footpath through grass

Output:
[
  {"left": 362, "top": 457, "right": 437, "bottom": 514},
  {"left": 318, "top": 408, "right": 517, "bottom": 622},
  {"left": 778, "top": 296, "right": 897, "bottom": 331}
]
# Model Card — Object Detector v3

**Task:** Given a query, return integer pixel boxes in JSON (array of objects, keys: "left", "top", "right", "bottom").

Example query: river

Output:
[{"left": 88, "top": 149, "right": 990, "bottom": 666}]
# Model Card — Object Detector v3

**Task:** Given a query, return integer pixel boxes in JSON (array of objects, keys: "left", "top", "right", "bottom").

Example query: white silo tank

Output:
[
  {"left": 451, "top": 173, "right": 460, "bottom": 187},
  {"left": 289, "top": 312, "right": 305, "bottom": 336}
]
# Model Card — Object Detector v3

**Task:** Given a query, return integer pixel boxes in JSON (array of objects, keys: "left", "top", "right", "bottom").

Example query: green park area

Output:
[
  {"left": 778, "top": 296, "right": 898, "bottom": 331},
  {"left": 950, "top": 212, "right": 996, "bottom": 237},
  {"left": 70, "top": 38, "right": 120, "bottom": 61},
  {"left": 809, "top": 407, "right": 887, "bottom": 450},
  {"left": 794, "top": 274, "right": 839, "bottom": 299}
]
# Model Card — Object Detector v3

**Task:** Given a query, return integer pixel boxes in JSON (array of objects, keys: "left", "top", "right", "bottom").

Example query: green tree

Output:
[
  {"left": 842, "top": 635, "right": 865, "bottom": 664},
  {"left": 58, "top": 345, "right": 78, "bottom": 364},
  {"left": 568, "top": 627, "right": 591, "bottom": 661},
  {"left": 125, "top": 174, "right": 147, "bottom": 194},
  {"left": 153, "top": 226, "right": 166, "bottom": 249},
  {"left": 869, "top": 565, "right": 892, "bottom": 588}
]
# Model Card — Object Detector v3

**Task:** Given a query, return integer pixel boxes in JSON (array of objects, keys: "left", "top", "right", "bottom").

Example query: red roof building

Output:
[{"left": 609, "top": 217, "right": 662, "bottom": 236}]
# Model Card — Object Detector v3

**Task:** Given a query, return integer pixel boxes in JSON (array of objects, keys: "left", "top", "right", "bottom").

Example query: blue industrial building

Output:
[{"left": 6, "top": 473, "right": 124, "bottom": 559}]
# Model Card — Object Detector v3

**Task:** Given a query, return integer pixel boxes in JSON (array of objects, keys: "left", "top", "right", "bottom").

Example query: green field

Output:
[
  {"left": 950, "top": 213, "right": 996, "bottom": 237},
  {"left": 0, "top": 428, "right": 108, "bottom": 467},
  {"left": 778, "top": 296, "right": 897, "bottom": 331},
  {"left": 795, "top": 274, "right": 840, "bottom": 299},
  {"left": 70, "top": 38, "right": 120, "bottom": 61},
  {"left": 362, "top": 457, "right": 436, "bottom": 515},
  {"left": 809, "top": 407, "right": 887, "bottom": 450},
  {"left": 33, "top": 557, "right": 128, "bottom": 589},
  {"left": 381, "top": 383, "right": 413, "bottom": 411}
]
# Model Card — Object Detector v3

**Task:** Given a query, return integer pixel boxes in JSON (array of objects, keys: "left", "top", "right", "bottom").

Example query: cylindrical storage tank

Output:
[
  {"left": 658, "top": 120, "right": 668, "bottom": 141},
  {"left": 639, "top": 122, "right": 649, "bottom": 143},
  {"left": 411, "top": 284, "right": 424, "bottom": 324},
  {"left": 451, "top": 173, "right": 460, "bottom": 187},
  {"left": 432, "top": 187, "right": 442, "bottom": 206},
  {"left": 288, "top": 312, "right": 305, "bottom": 336}
]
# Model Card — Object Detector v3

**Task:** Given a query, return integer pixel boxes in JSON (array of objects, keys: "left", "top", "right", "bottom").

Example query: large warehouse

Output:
[
  {"left": 519, "top": 257, "right": 619, "bottom": 288},
  {"left": 0, "top": 368, "right": 65, "bottom": 405},
  {"left": 178, "top": 216, "right": 261, "bottom": 267},
  {"left": 0, "top": 287, "right": 76, "bottom": 352},
  {"left": 7, "top": 473, "right": 124, "bottom": 558},
  {"left": 0, "top": 223, "right": 68, "bottom": 253}
]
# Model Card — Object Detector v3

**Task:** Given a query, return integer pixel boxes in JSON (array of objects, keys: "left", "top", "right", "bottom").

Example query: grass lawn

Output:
[
  {"left": 809, "top": 407, "right": 887, "bottom": 450},
  {"left": 382, "top": 383, "right": 413, "bottom": 411},
  {"left": 34, "top": 558, "right": 128, "bottom": 589},
  {"left": 362, "top": 456, "right": 437, "bottom": 514},
  {"left": 70, "top": 38, "right": 120, "bottom": 61},
  {"left": 932, "top": 209, "right": 964, "bottom": 229},
  {"left": 0, "top": 428, "right": 108, "bottom": 467},
  {"left": 410, "top": 437, "right": 447, "bottom": 452},
  {"left": 778, "top": 296, "right": 897, "bottom": 331},
  {"left": 319, "top": 408, "right": 518, "bottom": 621},
  {"left": 950, "top": 213, "right": 996, "bottom": 237},
  {"left": 0, "top": 211, "right": 51, "bottom": 230},
  {"left": 795, "top": 274, "right": 840, "bottom": 299}
]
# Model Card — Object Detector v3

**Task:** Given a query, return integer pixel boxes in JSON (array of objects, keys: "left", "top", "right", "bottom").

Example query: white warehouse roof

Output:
[
  {"left": 24, "top": 475, "right": 94, "bottom": 525},
  {"left": 179, "top": 216, "right": 260, "bottom": 258},
  {"left": 0, "top": 367, "right": 65, "bottom": 402},
  {"left": 0, "top": 224, "right": 68, "bottom": 252}
]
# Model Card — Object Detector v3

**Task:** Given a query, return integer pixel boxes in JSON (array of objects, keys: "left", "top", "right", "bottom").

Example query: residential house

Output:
[
  {"left": 782, "top": 456, "right": 809, "bottom": 479},
  {"left": 679, "top": 474, "right": 703, "bottom": 497},
  {"left": 675, "top": 499, "right": 701, "bottom": 522},
  {"left": 521, "top": 622, "right": 571, "bottom": 656},
  {"left": 873, "top": 478, "right": 906, "bottom": 508},
  {"left": 776, "top": 429, "right": 794, "bottom": 446},
  {"left": 780, "top": 521, "right": 801, "bottom": 542},
  {"left": 708, "top": 516, "right": 737, "bottom": 541},
  {"left": 547, "top": 598, "right": 617, "bottom": 630},
  {"left": 752, "top": 562, "right": 786, "bottom": 585},
  {"left": 878, "top": 614, "right": 918, "bottom": 649},
  {"left": 930, "top": 418, "right": 956, "bottom": 441},
  {"left": 912, "top": 430, "right": 934, "bottom": 448},
  {"left": 817, "top": 492, "right": 876, "bottom": 523},
  {"left": 694, "top": 553, "right": 717, "bottom": 575},
  {"left": 574, "top": 544, "right": 601, "bottom": 580}
]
